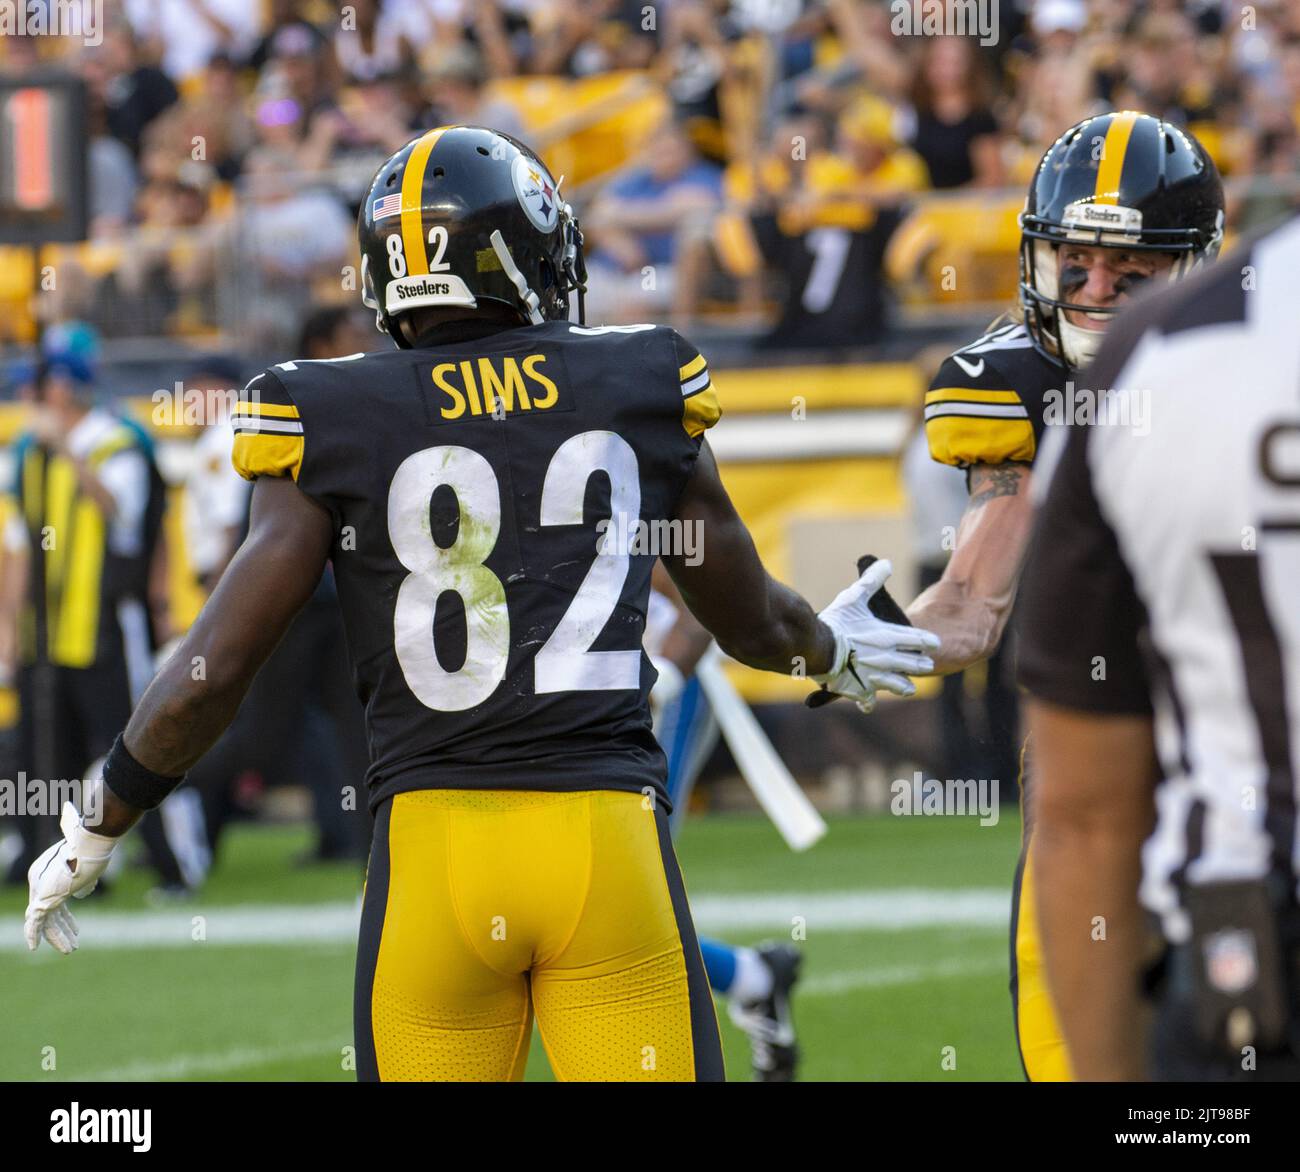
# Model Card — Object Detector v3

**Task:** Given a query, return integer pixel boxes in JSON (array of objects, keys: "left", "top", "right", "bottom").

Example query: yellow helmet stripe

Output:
[
  {"left": 1093, "top": 111, "right": 1138, "bottom": 206},
  {"left": 399, "top": 126, "right": 453, "bottom": 276}
]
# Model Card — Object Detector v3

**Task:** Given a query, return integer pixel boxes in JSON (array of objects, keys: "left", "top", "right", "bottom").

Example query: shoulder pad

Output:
[
  {"left": 231, "top": 370, "right": 304, "bottom": 482},
  {"left": 925, "top": 327, "right": 1037, "bottom": 467}
]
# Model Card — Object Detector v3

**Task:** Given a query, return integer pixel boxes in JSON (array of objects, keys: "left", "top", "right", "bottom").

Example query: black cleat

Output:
[{"left": 729, "top": 942, "right": 801, "bottom": 1081}]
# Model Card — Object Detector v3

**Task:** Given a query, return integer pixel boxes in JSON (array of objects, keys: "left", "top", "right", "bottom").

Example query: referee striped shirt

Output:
[{"left": 1017, "top": 214, "right": 1300, "bottom": 943}]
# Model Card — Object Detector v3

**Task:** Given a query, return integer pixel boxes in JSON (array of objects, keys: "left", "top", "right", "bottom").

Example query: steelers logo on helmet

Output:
[{"left": 512, "top": 155, "right": 559, "bottom": 233}]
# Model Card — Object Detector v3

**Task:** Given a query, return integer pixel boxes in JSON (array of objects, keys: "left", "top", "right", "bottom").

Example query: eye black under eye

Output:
[{"left": 1113, "top": 271, "right": 1153, "bottom": 294}]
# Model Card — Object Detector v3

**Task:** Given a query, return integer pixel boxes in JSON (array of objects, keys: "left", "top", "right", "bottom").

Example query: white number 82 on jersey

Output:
[{"left": 387, "top": 431, "right": 642, "bottom": 711}]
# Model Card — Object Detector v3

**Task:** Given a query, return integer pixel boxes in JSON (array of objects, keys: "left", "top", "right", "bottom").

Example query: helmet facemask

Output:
[
  {"left": 559, "top": 200, "right": 588, "bottom": 324},
  {"left": 360, "top": 253, "right": 387, "bottom": 337},
  {"left": 1019, "top": 202, "right": 1224, "bottom": 372},
  {"left": 487, "top": 194, "right": 588, "bottom": 326}
]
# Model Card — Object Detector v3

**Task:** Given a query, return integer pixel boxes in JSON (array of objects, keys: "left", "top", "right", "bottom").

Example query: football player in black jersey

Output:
[
  {"left": 903, "top": 112, "right": 1225, "bottom": 1080},
  {"left": 24, "top": 126, "right": 939, "bottom": 1082}
]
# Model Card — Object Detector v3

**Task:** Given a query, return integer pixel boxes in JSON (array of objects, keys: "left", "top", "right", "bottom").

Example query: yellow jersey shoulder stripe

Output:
[
  {"left": 679, "top": 353, "right": 707, "bottom": 381},
  {"left": 925, "top": 387, "right": 1023, "bottom": 406}
]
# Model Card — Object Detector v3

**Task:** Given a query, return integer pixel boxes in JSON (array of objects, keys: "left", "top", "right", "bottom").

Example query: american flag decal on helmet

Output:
[{"left": 373, "top": 193, "right": 402, "bottom": 221}]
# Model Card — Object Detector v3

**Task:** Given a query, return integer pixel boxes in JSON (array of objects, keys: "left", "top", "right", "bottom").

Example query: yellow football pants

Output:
[
  {"left": 354, "top": 788, "right": 724, "bottom": 1082},
  {"left": 1011, "top": 738, "right": 1074, "bottom": 1081}
]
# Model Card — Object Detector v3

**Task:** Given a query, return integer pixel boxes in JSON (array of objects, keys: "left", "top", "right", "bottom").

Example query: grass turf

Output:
[{"left": 0, "top": 810, "right": 1023, "bottom": 1081}]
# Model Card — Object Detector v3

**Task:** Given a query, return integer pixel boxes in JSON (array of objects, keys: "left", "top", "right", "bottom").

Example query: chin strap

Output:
[
  {"left": 1058, "top": 314, "right": 1103, "bottom": 369},
  {"left": 489, "top": 230, "right": 545, "bottom": 325}
]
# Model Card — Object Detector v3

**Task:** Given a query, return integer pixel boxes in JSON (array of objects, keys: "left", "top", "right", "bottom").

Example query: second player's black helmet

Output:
[
  {"left": 1019, "top": 111, "right": 1225, "bottom": 371},
  {"left": 359, "top": 125, "right": 587, "bottom": 346}
]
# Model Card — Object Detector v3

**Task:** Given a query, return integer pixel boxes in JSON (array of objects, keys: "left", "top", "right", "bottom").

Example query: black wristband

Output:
[{"left": 102, "top": 734, "right": 185, "bottom": 811}]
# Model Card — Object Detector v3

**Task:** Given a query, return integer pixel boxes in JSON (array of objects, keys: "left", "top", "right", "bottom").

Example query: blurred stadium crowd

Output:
[
  {"left": 2, "top": 0, "right": 1299, "bottom": 352},
  {"left": 3, "top": 0, "right": 1300, "bottom": 895}
]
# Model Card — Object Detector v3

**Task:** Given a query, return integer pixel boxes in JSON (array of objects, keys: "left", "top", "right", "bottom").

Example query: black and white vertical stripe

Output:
[{"left": 1075, "top": 218, "right": 1300, "bottom": 942}]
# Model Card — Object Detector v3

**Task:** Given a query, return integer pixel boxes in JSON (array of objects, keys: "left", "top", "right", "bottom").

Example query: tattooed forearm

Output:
[
  {"left": 968, "top": 463, "right": 1029, "bottom": 508},
  {"left": 905, "top": 460, "right": 1035, "bottom": 674}
]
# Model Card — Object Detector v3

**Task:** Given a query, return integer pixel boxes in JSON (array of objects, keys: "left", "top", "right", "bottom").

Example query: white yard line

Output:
[
  {"left": 2, "top": 902, "right": 363, "bottom": 952},
  {"left": 690, "top": 889, "right": 1009, "bottom": 933},
  {"left": 801, "top": 955, "right": 1005, "bottom": 996},
  {"left": 0, "top": 888, "right": 1010, "bottom": 952},
  {"left": 74, "top": 1038, "right": 352, "bottom": 1082}
]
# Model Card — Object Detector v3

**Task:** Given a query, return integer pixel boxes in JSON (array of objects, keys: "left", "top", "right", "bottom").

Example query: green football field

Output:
[{"left": 0, "top": 810, "right": 1024, "bottom": 1081}]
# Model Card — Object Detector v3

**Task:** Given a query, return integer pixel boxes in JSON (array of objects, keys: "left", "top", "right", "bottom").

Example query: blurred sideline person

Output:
[
  {"left": 902, "top": 113, "right": 1225, "bottom": 1079},
  {"left": 25, "top": 126, "right": 937, "bottom": 1082},
  {"left": 690, "top": 100, "right": 927, "bottom": 345},
  {"left": 184, "top": 313, "right": 371, "bottom": 865},
  {"left": 647, "top": 565, "right": 803, "bottom": 1081},
  {"left": 3, "top": 329, "right": 206, "bottom": 893},
  {"left": 1020, "top": 213, "right": 1300, "bottom": 1080},
  {"left": 182, "top": 356, "right": 251, "bottom": 597},
  {"left": 583, "top": 119, "right": 723, "bottom": 324},
  {"left": 753, "top": 96, "right": 928, "bottom": 352},
  {"left": 296, "top": 305, "right": 374, "bottom": 364}
]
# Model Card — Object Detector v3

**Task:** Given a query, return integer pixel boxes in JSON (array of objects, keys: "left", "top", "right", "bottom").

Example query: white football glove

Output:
[
  {"left": 812, "top": 559, "right": 940, "bottom": 713},
  {"left": 25, "top": 801, "right": 120, "bottom": 954}
]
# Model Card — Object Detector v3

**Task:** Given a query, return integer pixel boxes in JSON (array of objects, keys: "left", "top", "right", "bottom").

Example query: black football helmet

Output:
[
  {"left": 358, "top": 125, "right": 587, "bottom": 346},
  {"left": 1019, "top": 111, "right": 1224, "bottom": 371}
]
